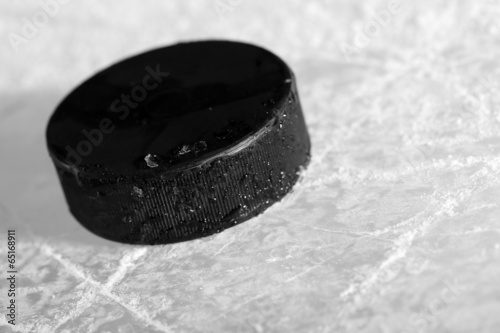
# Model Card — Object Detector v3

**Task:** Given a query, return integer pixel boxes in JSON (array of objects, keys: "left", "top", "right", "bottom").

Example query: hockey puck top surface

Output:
[
  {"left": 46, "top": 40, "right": 310, "bottom": 244},
  {"left": 47, "top": 41, "right": 293, "bottom": 176}
]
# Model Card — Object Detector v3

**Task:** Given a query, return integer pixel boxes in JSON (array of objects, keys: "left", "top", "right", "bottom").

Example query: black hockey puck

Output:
[{"left": 46, "top": 40, "right": 311, "bottom": 244}]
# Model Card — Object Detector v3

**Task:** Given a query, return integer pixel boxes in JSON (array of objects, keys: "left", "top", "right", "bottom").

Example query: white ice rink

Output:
[{"left": 1, "top": 1, "right": 500, "bottom": 332}]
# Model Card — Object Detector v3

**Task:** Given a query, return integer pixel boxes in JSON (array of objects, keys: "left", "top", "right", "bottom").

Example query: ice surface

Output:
[{"left": 1, "top": 1, "right": 500, "bottom": 332}]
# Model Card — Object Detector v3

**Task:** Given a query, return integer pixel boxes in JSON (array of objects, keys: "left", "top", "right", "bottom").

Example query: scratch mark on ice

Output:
[{"left": 42, "top": 244, "right": 171, "bottom": 333}]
